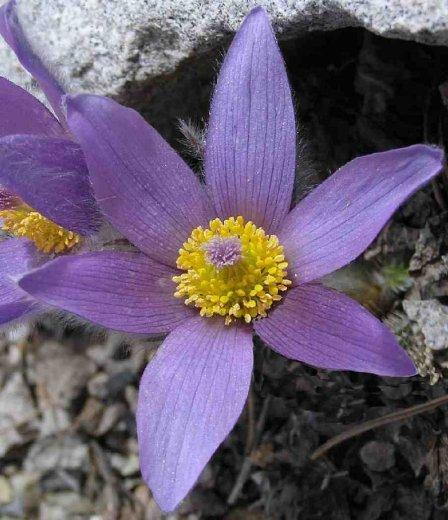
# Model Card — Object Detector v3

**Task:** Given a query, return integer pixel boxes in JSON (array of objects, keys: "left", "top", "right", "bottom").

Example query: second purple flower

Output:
[{"left": 0, "top": 0, "right": 101, "bottom": 325}]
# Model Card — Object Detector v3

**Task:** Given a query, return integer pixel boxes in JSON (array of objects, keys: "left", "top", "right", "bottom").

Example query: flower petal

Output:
[
  {"left": 0, "top": 238, "right": 40, "bottom": 324},
  {"left": 137, "top": 317, "right": 253, "bottom": 512},
  {"left": 0, "top": 134, "right": 100, "bottom": 234},
  {"left": 18, "top": 251, "right": 193, "bottom": 334},
  {"left": 204, "top": 7, "right": 296, "bottom": 232},
  {"left": 0, "top": 0, "right": 66, "bottom": 125},
  {"left": 254, "top": 284, "right": 415, "bottom": 376},
  {"left": 0, "top": 77, "right": 64, "bottom": 137},
  {"left": 280, "top": 145, "right": 444, "bottom": 284},
  {"left": 66, "top": 94, "right": 212, "bottom": 266}
]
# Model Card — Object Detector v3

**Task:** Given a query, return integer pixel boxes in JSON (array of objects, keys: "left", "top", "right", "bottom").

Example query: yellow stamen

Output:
[
  {"left": 0, "top": 204, "right": 80, "bottom": 254},
  {"left": 173, "top": 216, "right": 291, "bottom": 325}
]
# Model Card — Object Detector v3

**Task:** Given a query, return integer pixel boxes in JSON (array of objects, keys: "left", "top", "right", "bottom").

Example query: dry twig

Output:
[
  {"left": 227, "top": 395, "right": 271, "bottom": 505},
  {"left": 311, "top": 394, "right": 448, "bottom": 461}
]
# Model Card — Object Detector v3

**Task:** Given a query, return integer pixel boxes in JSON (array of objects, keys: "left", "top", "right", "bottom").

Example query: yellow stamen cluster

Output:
[
  {"left": 173, "top": 216, "right": 291, "bottom": 324},
  {"left": 0, "top": 204, "right": 80, "bottom": 254}
]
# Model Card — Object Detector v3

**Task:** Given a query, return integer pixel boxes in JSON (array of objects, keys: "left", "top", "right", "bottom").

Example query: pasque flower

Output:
[
  {"left": 18, "top": 7, "right": 443, "bottom": 511},
  {"left": 0, "top": 0, "right": 100, "bottom": 324}
]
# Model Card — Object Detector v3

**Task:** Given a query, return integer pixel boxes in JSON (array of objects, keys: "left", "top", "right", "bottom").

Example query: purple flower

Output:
[
  {"left": 18, "top": 7, "right": 443, "bottom": 511},
  {"left": 0, "top": 0, "right": 100, "bottom": 325}
]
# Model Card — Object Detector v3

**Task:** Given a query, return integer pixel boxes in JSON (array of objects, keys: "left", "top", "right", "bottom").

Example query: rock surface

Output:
[
  {"left": 0, "top": 0, "right": 447, "bottom": 105},
  {"left": 403, "top": 299, "right": 448, "bottom": 351}
]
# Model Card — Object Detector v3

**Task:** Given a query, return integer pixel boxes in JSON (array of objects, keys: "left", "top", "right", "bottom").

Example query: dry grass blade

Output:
[{"left": 311, "top": 394, "right": 448, "bottom": 461}]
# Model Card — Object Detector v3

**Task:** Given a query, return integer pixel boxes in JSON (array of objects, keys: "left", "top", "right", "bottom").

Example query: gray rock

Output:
[
  {"left": 409, "top": 225, "right": 441, "bottom": 272},
  {"left": 0, "top": 372, "right": 38, "bottom": 457},
  {"left": 39, "top": 492, "right": 95, "bottom": 520},
  {"left": 33, "top": 342, "right": 96, "bottom": 409},
  {"left": 0, "top": 475, "right": 13, "bottom": 505},
  {"left": 0, "top": 0, "right": 447, "bottom": 106},
  {"left": 360, "top": 440, "right": 396, "bottom": 472},
  {"left": 30, "top": 342, "right": 96, "bottom": 435},
  {"left": 25, "top": 435, "right": 89, "bottom": 473},
  {"left": 403, "top": 299, "right": 448, "bottom": 351},
  {"left": 87, "top": 371, "right": 109, "bottom": 399}
]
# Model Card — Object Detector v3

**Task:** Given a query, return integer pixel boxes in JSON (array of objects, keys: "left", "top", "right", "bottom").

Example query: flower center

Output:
[
  {"left": 173, "top": 216, "right": 291, "bottom": 324},
  {"left": 0, "top": 204, "right": 80, "bottom": 254},
  {"left": 203, "top": 236, "right": 242, "bottom": 268}
]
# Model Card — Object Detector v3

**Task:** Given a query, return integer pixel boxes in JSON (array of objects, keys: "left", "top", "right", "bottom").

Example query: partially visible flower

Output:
[
  {"left": 18, "top": 7, "right": 444, "bottom": 512},
  {"left": 0, "top": 0, "right": 101, "bottom": 324}
]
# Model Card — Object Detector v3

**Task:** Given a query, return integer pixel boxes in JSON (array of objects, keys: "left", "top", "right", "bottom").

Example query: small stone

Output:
[
  {"left": 33, "top": 342, "right": 96, "bottom": 409},
  {"left": 403, "top": 299, "right": 448, "bottom": 351},
  {"left": 25, "top": 435, "right": 89, "bottom": 473},
  {"left": 39, "top": 492, "right": 95, "bottom": 520},
  {"left": 88, "top": 372, "right": 109, "bottom": 399},
  {"left": 9, "top": 471, "right": 40, "bottom": 515},
  {"left": 0, "top": 372, "right": 38, "bottom": 457},
  {"left": 10, "top": 471, "right": 39, "bottom": 496},
  {"left": 409, "top": 225, "right": 441, "bottom": 272},
  {"left": 360, "top": 441, "right": 396, "bottom": 472},
  {"left": 110, "top": 453, "right": 140, "bottom": 477},
  {"left": 95, "top": 403, "right": 127, "bottom": 437},
  {"left": 87, "top": 340, "right": 117, "bottom": 367},
  {"left": 0, "top": 476, "right": 13, "bottom": 504},
  {"left": 30, "top": 342, "right": 96, "bottom": 436},
  {"left": 39, "top": 408, "right": 70, "bottom": 437},
  {"left": 75, "top": 397, "right": 104, "bottom": 434},
  {"left": 7, "top": 344, "right": 22, "bottom": 366}
]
